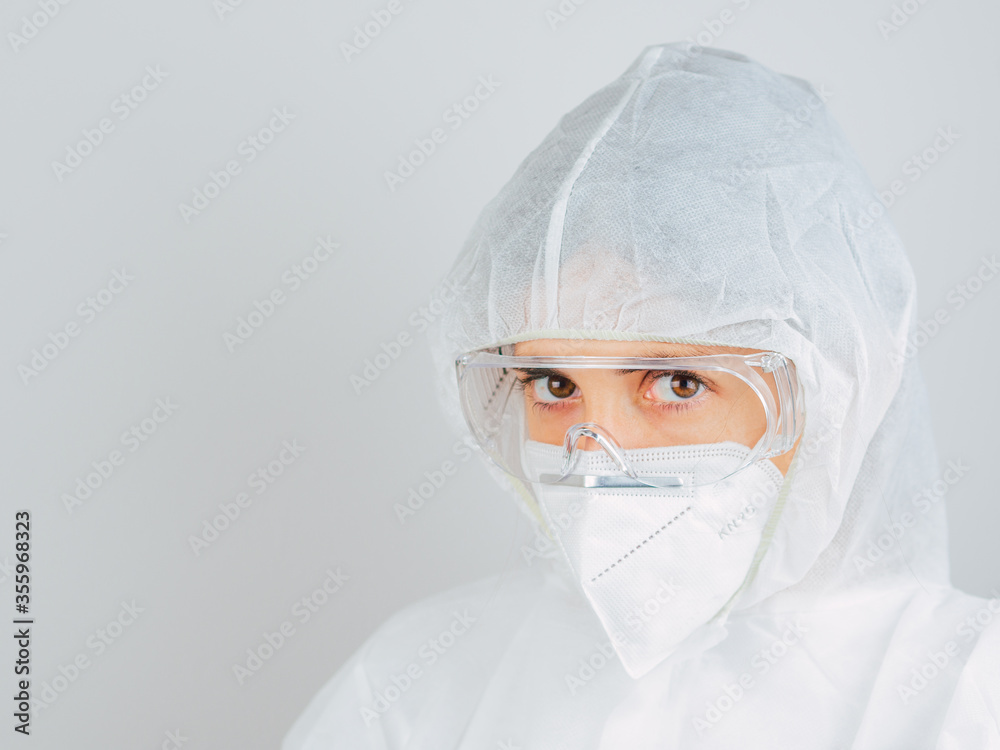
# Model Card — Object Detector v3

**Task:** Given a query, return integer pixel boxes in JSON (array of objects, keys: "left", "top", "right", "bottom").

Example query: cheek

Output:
[
  {"left": 524, "top": 403, "right": 557, "bottom": 444},
  {"left": 525, "top": 404, "right": 580, "bottom": 446},
  {"left": 732, "top": 398, "right": 768, "bottom": 448},
  {"left": 525, "top": 409, "right": 540, "bottom": 440}
]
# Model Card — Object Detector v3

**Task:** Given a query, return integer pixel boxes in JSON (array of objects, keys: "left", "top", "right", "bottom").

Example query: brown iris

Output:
[
  {"left": 668, "top": 374, "right": 700, "bottom": 399},
  {"left": 545, "top": 375, "right": 577, "bottom": 399}
]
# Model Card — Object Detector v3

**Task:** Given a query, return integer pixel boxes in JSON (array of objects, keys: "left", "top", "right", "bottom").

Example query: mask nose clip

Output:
[{"left": 560, "top": 422, "right": 640, "bottom": 480}]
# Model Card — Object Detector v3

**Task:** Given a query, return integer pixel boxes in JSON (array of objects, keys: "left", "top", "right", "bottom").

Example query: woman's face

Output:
[{"left": 512, "top": 339, "right": 800, "bottom": 476}]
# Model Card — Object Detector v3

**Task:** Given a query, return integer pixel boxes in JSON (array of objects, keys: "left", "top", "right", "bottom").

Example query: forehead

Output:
[{"left": 511, "top": 339, "right": 760, "bottom": 357}]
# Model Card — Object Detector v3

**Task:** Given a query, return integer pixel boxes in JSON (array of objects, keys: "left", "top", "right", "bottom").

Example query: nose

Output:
[
  {"left": 576, "top": 393, "right": 644, "bottom": 451},
  {"left": 562, "top": 422, "right": 636, "bottom": 479},
  {"left": 565, "top": 422, "right": 624, "bottom": 454},
  {"left": 573, "top": 428, "right": 623, "bottom": 453}
]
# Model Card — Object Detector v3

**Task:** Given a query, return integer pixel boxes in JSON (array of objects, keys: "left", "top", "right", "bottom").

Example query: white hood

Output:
[{"left": 428, "top": 42, "right": 950, "bottom": 609}]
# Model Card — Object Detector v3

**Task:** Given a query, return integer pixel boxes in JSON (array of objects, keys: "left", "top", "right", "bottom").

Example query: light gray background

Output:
[{"left": 1, "top": 0, "right": 997, "bottom": 747}]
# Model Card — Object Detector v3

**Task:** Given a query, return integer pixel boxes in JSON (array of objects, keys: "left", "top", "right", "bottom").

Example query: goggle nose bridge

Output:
[{"left": 561, "top": 422, "right": 641, "bottom": 480}]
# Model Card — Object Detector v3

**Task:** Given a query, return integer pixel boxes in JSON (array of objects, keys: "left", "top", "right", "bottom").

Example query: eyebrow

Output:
[
  {"left": 512, "top": 362, "right": 704, "bottom": 378},
  {"left": 511, "top": 346, "right": 722, "bottom": 362},
  {"left": 513, "top": 368, "right": 645, "bottom": 381},
  {"left": 638, "top": 346, "right": 721, "bottom": 358},
  {"left": 510, "top": 344, "right": 719, "bottom": 368}
]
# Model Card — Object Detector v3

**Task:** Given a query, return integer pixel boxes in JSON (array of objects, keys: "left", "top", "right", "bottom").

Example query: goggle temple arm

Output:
[{"left": 756, "top": 352, "right": 802, "bottom": 458}]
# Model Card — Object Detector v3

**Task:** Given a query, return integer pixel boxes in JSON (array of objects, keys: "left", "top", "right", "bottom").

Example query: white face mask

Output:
[{"left": 524, "top": 439, "right": 787, "bottom": 678}]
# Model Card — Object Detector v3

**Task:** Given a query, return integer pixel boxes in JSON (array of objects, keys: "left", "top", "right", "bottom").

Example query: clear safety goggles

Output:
[{"left": 455, "top": 346, "right": 803, "bottom": 488}]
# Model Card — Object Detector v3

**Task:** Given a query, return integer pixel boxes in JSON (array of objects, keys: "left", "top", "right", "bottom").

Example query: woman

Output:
[{"left": 285, "top": 42, "right": 999, "bottom": 748}]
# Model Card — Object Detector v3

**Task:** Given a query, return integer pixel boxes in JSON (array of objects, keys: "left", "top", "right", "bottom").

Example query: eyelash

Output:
[{"left": 513, "top": 370, "right": 712, "bottom": 413}]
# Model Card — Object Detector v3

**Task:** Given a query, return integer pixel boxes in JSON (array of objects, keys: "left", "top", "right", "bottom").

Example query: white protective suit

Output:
[{"left": 285, "top": 43, "right": 1000, "bottom": 749}]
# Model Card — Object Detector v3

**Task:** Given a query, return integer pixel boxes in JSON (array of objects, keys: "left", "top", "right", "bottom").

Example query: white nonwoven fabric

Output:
[{"left": 285, "top": 43, "right": 1000, "bottom": 748}]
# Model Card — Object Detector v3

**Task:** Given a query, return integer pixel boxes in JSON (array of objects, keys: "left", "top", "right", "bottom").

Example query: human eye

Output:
[
  {"left": 513, "top": 370, "right": 579, "bottom": 409},
  {"left": 645, "top": 370, "right": 710, "bottom": 406}
]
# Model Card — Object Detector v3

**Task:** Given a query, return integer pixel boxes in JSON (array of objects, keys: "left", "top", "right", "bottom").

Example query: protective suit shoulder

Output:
[
  {"left": 282, "top": 567, "right": 547, "bottom": 750},
  {"left": 936, "top": 593, "right": 1000, "bottom": 749}
]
